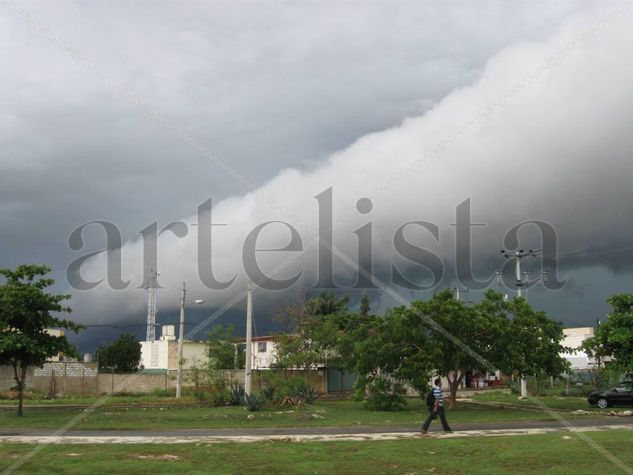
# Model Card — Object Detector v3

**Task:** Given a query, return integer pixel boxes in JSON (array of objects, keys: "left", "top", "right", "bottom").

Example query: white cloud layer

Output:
[{"left": 71, "top": 1, "right": 633, "bottom": 323}]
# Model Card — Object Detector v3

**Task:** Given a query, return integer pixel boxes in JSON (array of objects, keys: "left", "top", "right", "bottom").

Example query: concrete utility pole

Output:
[
  {"left": 176, "top": 281, "right": 186, "bottom": 398},
  {"left": 500, "top": 249, "right": 538, "bottom": 399},
  {"left": 244, "top": 281, "right": 253, "bottom": 396},
  {"left": 453, "top": 287, "right": 470, "bottom": 302}
]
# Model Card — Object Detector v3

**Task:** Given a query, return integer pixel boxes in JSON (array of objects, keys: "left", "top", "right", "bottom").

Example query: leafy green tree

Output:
[
  {"left": 96, "top": 334, "right": 141, "bottom": 372},
  {"left": 274, "top": 292, "right": 348, "bottom": 370},
  {"left": 494, "top": 295, "right": 570, "bottom": 389},
  {"left": 206, "top": 324, "right": 243, "bottom": 369},
  {"left": 0, "top": 265, "right": 82, "bottom": 415},
  {"left": 350, "top": 305, "right": 437, "bottom": 409},
  {"left": 412, "top": 290, "right": 506, "bottom": 407},
  {"left": 583, "top": 294, "right": 633, "bottom": 377}
]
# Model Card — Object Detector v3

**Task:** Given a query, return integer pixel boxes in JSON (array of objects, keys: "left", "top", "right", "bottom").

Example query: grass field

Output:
[
  {"left": 0, "top": 398, "right": 592, "bottom": 430},
  {"left": 471, "top": 391, "right": 593, "bottom": 410},
  {"left": 1, "top": 430, "right": 632, "bottom": 474}
]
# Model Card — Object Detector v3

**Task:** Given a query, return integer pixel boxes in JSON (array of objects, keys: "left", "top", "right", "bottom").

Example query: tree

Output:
[
  {"left": 274, "top": 292, "right": 348, "bottom": 370},
  {"left": 0, "top": 265, "right": 82, "bottom": 416},
  {"left": 583, "top": 294, "right": 633, "bottom": 377},
  {"left": 206, "top": 324, "right": 244, "bottom": 369},
  {"left": 412, "top": 290, "right": 506, "bottom": 407},
  {"left": 494, "top": 295, "right": 570, "bottom": 390},
  {"left": 96, "top": 334, "right": 141, "bottom": 372},
  {"left": 351, "top": 304, "right": 437, "bottom": 409}
]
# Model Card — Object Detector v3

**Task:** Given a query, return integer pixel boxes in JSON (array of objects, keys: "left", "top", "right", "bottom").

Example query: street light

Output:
[{"left": 176, "top": 283, "right": 205, "bottom": 398}]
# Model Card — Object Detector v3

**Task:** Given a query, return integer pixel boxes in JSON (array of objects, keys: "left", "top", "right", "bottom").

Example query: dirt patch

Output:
[
  {"left": 130, "top": 454, "right": 180, "bottom": 461},
  {"left": 4, "top": 452, "right": 23, "bottom": 459}
]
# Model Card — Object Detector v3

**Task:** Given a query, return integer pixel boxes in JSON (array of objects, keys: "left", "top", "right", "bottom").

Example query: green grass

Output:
[
  {"left": 0, "top": 393, "right": 199, "bottom": 406},
  {"left": 471, "top": 390, "right": 593, "bottom": 410},
  {"left": 1, "top": 430, "right": 633, "bottom": 474},
  {"left": 0, "top": 398, "right": 589, "bottom": 430}
]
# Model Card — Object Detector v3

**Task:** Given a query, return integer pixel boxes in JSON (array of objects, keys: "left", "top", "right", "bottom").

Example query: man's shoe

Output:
[{"left": 420, "top": 429, "right": 428, "bottom": 435}]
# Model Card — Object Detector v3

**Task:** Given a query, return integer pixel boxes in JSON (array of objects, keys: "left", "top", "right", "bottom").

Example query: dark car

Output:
[{"left": 588, "top": 381, "right": 633, "bottom": 408}]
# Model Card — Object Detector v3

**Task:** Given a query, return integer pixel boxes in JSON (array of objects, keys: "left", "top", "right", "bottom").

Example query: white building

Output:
[
  {"left": 250, "top": 336, "right": 279, "bottom": 369},
  {"left": 140, "top": 325, "right": 206, "bottom": 371},
  {"left": 560, "top": 327, "right": 597, "bottom": 370},
  {"left": 140, "top": 328, "right": 284, "bottom": 371}
]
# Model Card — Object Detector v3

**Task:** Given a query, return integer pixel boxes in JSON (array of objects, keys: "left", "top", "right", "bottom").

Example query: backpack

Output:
[{"left": 425, "top": 390, "right": 435, "bottom": 409}]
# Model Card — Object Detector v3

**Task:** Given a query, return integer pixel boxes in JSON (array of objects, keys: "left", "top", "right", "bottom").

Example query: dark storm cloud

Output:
[{"left": 1, "top": 1, "right": 630, "bottom": 350}]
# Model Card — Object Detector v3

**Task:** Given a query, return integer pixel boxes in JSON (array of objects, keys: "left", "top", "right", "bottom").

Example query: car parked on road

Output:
[{"left": 588, "top": 381, "right": 633, "bottom": 408}]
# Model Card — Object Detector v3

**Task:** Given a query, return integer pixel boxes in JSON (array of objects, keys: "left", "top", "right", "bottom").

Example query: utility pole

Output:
[
  {"left": 244, "top": 281, "right": 253, "bottom": 396},
  {"left": 500, "top": 249, "right": 539, "bottom": 399},
  {"left": 453, "top": 287, "right": 469, "bottom": 301},
  {"left": 176, "top": 281, "right": 186, "bottom": 398}
]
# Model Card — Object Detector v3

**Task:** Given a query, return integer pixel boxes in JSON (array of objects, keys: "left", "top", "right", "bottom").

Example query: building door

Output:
[{"left": 327, "top": 369, "right": 357, "bottom": 392}]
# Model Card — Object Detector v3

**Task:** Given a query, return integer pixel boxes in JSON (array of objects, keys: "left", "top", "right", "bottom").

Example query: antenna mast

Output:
[{"left": 146, "top": 269, "right": 158, "bottom": 342}]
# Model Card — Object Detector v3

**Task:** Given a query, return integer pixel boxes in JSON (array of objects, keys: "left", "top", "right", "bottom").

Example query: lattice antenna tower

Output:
[{"left": 145, "top": 269, "right": 159, "bottom": 342}]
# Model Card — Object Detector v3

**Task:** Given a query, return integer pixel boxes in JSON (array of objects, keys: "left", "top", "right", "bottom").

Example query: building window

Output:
[{"left": 258, "top": 342, "right": 267, "bottom": 353}]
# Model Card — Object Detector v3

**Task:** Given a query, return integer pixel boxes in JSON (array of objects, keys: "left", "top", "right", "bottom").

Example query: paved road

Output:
[{"left": 0, "top": 417, "right": 632, "bottom": 444}]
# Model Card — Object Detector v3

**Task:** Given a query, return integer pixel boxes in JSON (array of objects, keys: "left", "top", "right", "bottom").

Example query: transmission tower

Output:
[{"left": 145, "top": 269, "right": 158, "bottom": 342}]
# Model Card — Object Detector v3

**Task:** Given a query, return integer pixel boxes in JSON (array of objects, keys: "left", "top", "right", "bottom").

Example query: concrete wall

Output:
[
  {"left": 1, "top": 364, "right": 329, "bottom": 396},
  {"left": 1, "top": 363, "right": 99, "bottom": 397}
]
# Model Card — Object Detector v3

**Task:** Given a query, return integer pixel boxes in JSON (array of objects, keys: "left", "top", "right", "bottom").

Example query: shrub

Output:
[
  {"left": 361, "top": 375, "right": 407, "bottom": 411},
  {"left": 243, "top": 392, "right": 265, "bottom": 411},
  {"left": 210, "top": 389, "right": 230, "bottom": 406},
  {"left": 297, "top": 386, "right": 319, "bottom": 404},
  {"left": 260, "top": 385, "right": 275, "bottom": 401},
  {"left": 229, "top": 383, "right": 245, "bottom": 406},
  {"left": 151, "top": 388, "right": 174, "bottom": 398}
]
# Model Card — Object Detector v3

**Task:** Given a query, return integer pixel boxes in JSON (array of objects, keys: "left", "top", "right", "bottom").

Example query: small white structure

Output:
[
  {"left": 250, "top": 336, "right": 279, "bottom": 369},
  {"left": 140, "top": 325, "right": 206, "bottom": 371},
  {"left": 560, "top": 327, "right": 597, "bottom": 370}
]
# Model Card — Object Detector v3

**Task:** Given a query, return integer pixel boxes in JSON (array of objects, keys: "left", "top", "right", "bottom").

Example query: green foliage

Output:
[
  {"left": 243, "top": 392, "right": 265, "bottom": 411},
  {"left": 96, "top": 334, "right": 141, "bottom": 372},
  {"left": 359, "top": 294, "right": 371, "bottom": 316},
  {"left": 274, "top": 292, "right": 349, "bottom": 370},
  {"left": 206, "top": 324, "right": 243, "bottom": 369},
  {"left": 297, "top": 385, "right": 319, "bottom": 404},
  {"left": 359, "top": 375, "right": 407, "bottom": 411},
  {"left": 229, "top": 383, "right": 245, "bottom": 406},
  {"left": 271, "top": 289, "right": 570, "bottom": 412},
  {"left": 497, "top": 295, "right": 570, "bottom": 379},
  {"left": 350, "top": 305, "right": 435, "bottom": 401},
  {"left": 583, "top": 294, "right": 633, "bottom": 376},
  {"left": 0, "top": 264, "right": 83, "bottom": 415},
  {"left": 260, "top": 385, "right": 275, "bottom": 401}
]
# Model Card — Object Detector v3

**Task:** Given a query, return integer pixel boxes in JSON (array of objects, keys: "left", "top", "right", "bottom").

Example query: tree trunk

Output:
[
  {"left": 446, "top": 371, "right": 462, "bottom": 409},
  {"left": 13, "top": 362, "right": 27, "bottom": 417}
]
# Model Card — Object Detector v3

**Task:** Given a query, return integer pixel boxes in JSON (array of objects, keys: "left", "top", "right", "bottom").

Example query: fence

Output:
[{"left": 0, "top": 364, "right": 330, "bottom": 397}]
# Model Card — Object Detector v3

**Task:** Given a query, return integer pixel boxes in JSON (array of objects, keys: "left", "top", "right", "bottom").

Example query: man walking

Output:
[{"left": 421, "top": 378, "right": 452, "bottom": 434}]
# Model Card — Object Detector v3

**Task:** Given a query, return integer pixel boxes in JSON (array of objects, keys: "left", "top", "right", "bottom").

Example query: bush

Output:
[
  {"left": 297, "top": 386, "right": 319, "bottom": 404},
  {"left": 243, "top": 392, "right": 265, "bottom": 411},
  {"left": 151, "top": 388, "right": 174, "bottom": 398},
  {"left": 361, "top": 375, "right": 407, "bottom": 411},
  {"left": 260, "top": 385, "right": 275, "bottom": 401},
  {"left": 229, "top": 383, "right": 245, "bottom": 406}
]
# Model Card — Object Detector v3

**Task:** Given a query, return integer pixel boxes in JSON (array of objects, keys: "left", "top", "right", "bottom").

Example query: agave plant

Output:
[
  {"left": 260, "top": 385, "right": 275, "bottom": 401},
  {"left": 229, "top": 383, "right": 245, "bottom": 406},
  {"left": 243, "top": 392, "right": 265, "bottom": 411},
  {"left": 298, "top": 386, "right": 319, "bottom": 404}
]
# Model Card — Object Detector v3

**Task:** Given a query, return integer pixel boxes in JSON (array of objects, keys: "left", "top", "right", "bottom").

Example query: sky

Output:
[{"left": 1, "top": 0, "right": 632, "bottom": 354}]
